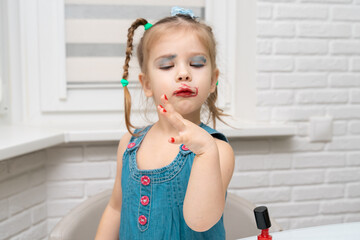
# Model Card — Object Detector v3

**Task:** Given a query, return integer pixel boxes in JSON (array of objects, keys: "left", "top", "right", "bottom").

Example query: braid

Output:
[{"left": 122, "top": 18, "right": 148, "bottom": 136}]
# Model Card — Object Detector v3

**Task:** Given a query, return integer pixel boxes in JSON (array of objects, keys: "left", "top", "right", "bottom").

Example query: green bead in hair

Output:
[
  {"left": 144, "top": 23, "right": 153, "bottom": 30},
  {"left": 121, "top": 79, "right": 129, "bottom": 87}
]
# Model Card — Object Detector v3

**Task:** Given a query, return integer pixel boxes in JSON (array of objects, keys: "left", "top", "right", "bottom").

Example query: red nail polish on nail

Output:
[
  {"left": 164, "top": 94, "right": 168, "bottom": 100},
  {"left": 159, "top": 105, "right": 166, "bottom": 112},
  {"left": 170, "top": 137, "right": 175, "bottom": 143}
]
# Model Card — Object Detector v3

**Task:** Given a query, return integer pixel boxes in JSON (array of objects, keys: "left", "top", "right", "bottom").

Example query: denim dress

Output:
[{"left": 119, "top": 122, "right": 228, "bottom": 240}]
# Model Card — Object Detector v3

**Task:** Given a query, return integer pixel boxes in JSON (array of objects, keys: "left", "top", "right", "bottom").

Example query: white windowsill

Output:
[
  {"left": 0, "top": 124, "right": 64, "bottom": 162},
  {"left": 0, "top": 122, "right": 296, "bottom": 162}
]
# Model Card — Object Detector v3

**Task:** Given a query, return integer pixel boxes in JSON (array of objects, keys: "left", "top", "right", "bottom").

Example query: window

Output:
[{"left": 13, "top": 0, "right": 256, "bottom": 127}]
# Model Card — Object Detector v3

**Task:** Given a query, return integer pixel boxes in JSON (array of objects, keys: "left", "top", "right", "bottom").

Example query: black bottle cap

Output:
[{"left": 254, "top": 206, "right": 272, "bottom": 230}]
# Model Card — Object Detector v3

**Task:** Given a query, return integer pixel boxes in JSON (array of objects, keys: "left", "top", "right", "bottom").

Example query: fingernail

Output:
[
  {"left": 164, "top": 94, "right": 168, "bottom": 100},
  {"left": 170, "top": 137, "right": 175, "bottom": 143},
  {"left": 159, "top": 105, "right": 167, "bottom": 112}
]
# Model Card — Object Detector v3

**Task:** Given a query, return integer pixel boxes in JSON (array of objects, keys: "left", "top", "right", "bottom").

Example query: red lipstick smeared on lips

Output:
[{"left": 173, "top": 85, "right": 198, "bottom": 97}]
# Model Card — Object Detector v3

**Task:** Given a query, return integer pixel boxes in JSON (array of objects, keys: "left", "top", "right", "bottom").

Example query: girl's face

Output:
[{"left": 140, "top": 29, "right": 219, "bottom": 117}]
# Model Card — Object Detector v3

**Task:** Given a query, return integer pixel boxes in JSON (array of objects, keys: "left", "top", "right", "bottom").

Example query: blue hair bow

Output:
[{"left": 171, "top": 6, "right": 196, "bottom": 19}]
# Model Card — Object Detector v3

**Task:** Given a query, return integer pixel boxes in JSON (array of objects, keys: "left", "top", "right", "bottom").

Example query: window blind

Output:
[{"left": 65, "top": 0, "right": 205, "bottom": 85}]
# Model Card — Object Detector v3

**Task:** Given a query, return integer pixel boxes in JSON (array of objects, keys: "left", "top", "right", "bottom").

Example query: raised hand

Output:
[{"left": 157, "top": 94, "right": 217, "bottom": 156}]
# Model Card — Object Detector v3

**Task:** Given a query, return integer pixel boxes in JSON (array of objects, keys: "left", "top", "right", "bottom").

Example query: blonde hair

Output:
[{"left": 122, "top": 14, "right": 229, "bottom": 136}]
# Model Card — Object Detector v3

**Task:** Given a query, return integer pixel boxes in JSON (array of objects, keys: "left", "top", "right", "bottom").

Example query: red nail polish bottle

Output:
[{"left": 254, "top": 206, "right": 272, "bottom": 240}]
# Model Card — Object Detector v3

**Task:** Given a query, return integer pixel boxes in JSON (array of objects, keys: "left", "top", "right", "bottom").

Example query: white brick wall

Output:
[
  {"left": 252, "top": 0, "right": 360, "bottom": 230},
  {"left": 1, "top": 1, "right": 360, "bottom": 239},
  {"left": 0, "top": 152, "right": 48, "bottom": 240},
  {"left": 0, "top": 144, "right": 118, "bottom": 240},
  {"left": 45, "top": 143, "right": 117, "bottom": 234}
]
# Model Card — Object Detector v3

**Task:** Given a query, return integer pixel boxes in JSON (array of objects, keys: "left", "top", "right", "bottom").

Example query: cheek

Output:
[
  {"left": 195, "top": 66, "right": 212, "bottom": 78},
  {"left": 196, "top": 72, "right": 213, "bottom": 87},
  {"left": 152, "top": 79, "right": 172, "bottom": 96},
  {"left": 151, "top": 69, "right": 176, "bottom": 83}
]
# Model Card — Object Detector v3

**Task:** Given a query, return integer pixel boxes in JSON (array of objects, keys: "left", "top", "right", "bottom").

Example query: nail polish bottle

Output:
[{"left": 254, "top": 206, "right": 272, "bottom": 240}]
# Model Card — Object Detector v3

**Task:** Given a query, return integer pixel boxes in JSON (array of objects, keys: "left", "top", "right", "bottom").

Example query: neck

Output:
[{"left": 182, "top": 110, "right": 202, "bottom": 125}]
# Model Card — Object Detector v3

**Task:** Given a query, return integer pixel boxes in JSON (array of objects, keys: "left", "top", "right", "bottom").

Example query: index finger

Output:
[{"left": 159, "top": 94, "right": 186, "bottom": 132}]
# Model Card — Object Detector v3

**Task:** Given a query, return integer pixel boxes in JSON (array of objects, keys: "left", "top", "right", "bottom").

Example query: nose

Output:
[{"left": 176, "top": 72, "right": 191, "bottom": 82}]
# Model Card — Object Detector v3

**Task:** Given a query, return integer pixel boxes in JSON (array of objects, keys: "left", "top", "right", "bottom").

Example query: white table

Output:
[{"left": 238, "top": 222, "right": 360, "bottom": 240}]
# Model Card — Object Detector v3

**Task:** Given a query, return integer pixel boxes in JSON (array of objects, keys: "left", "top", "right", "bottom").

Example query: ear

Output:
[
  {"left": 139, "top": 73, "right": 153, "bottom": 97},
  {"left": 210, "top": 68, "right": 219, "bottom": 93}
]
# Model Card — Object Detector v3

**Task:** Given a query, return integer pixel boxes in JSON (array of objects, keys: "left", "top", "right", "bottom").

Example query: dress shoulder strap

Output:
[
  {"left": 199, "top": 123, "right": 229, "bottom": 143},
  {"left": 125, "top": 124, "right": 153, "bottom": 152}
]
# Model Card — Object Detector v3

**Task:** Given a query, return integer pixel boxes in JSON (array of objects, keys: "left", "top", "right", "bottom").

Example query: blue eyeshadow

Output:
[
  {"left": 157, "top": 55, "right": 177, "bottom": 66},
  {"left": 190, "top": 55, "right": 207, "bottom": 64}
]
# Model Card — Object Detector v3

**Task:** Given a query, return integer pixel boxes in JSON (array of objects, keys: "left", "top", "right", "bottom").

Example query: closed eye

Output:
[
  {"left": 190, "top": 63, "right": 204, "bottom": 68},
  {"left": 159, "top": 65, "right": 173, "bottom": 70},
  {"left": 189, "top": 55, "right": 207, "bottom": 68}
]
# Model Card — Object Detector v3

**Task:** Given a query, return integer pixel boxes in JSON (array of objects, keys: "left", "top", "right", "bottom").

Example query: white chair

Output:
[
  {"left": 49, "top": 190, "right": 282, "bottom": 240},
  {"left": 223, "top": 193, "right": 282, "bottom": 240}
]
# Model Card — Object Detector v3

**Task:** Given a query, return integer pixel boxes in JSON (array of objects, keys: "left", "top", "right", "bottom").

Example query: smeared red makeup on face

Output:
[{"left": 173, "top": 83, "right": 198, "bottom": 98}]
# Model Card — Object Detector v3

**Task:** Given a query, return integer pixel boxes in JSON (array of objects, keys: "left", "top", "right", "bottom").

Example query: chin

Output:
[{"left": 175, "top": 105, "right": 201, "bottom": 117}]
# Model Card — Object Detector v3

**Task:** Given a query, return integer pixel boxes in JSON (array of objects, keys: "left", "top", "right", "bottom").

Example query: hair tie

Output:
[
  {"left": 144, "top": 23, "right": 153, "bottom": 30},
  {"left": 121, "top": 79, "right": 129, "bottom": 87},
  {"left": 171, "top": 6, "right": 196, "bottom": 19}
]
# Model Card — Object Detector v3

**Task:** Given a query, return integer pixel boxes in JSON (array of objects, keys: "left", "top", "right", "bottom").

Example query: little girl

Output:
[{"left": 96, "top": 7, "right": 235, "bottom": 240}]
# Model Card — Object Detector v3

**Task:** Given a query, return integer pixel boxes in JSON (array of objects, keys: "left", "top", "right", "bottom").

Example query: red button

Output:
[
  {"left": 182, "top": 145, "right": 189, "bottom": 151},
  {"left": 127, "top": 142, "right": 136, "bottom": 149},
  {"left": 141, "top": 175, "right": 150, "bottom": 186},
  {"left": 138, "top": 215, "right": 147, "bottom": 225},
  {"left": 140, "top": 196, "right": 149, "bottom": 206}
]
